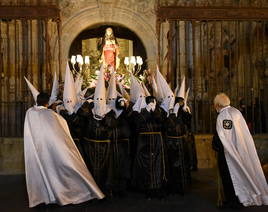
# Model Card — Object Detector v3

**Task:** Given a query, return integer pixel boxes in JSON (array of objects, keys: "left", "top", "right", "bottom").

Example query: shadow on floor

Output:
[{"left": 0, "top": 169, "right": 267, "bottom": 212}]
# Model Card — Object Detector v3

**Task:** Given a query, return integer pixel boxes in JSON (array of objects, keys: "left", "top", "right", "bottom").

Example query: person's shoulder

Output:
[
  {"left": 27, "top": 106, "right": 48, "bottom": 114},
  {"left": 26, "top": 107, "right": 35, "bottom": 113},
  {"left": 47, "top": 109, "right": 67, "bottom": 123},
  {"left": 38, "top": 108, "right": 59, "bottom": 119},
  {"left": 140, "top": 108, "right": 148, "bottom": 114},
  {"left": 25, "top": 107, "right": 35, "bottom": 118},
  {"left": 26, "top": 106, "right": 53, "bottom": 119},
  {"left": 217, "top": 109, "right": 225, "bottom": 122},
  {"left": 228, "top": 106, "right": 238, "bottom": 112},
  {"left": 228, "top": 106, "right": 243, "bottom": 118},
  {"left": 154, "top": 107, "right": 163, "bottom": 115},
  {"left": 131, "top": 110, "right": 143, "bottom": 119},
  {"left": 217, "top": 106, "right": 242, "bottom": 129},
  {"left": 106, "top": 109, "right": 116, "bottom": 117},
  {"left": 157, "top": 106, "right": 165, "bottom": 113},
  {"left": 49, "top": 108, "right": 58, "bottom": 114}
]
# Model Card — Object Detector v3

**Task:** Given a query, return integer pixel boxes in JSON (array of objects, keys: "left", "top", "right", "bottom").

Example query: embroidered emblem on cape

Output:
[{"left": 223, "top": 120, "right": 232, "bottom": 129}]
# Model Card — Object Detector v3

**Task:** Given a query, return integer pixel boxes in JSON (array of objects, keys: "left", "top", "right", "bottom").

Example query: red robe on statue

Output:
[{"left": 103, "top": 43, "right": 118, "bottom": 69}]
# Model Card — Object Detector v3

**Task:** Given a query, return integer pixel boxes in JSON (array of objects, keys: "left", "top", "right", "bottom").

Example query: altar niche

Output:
[{"left": 69, "top": 25, "right": 148, "bottom": 74}]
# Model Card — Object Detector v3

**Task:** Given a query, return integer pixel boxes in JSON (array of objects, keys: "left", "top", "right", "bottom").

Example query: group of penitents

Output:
[{"left": 23, "top": 63, "right": 268, "bottom": 209}]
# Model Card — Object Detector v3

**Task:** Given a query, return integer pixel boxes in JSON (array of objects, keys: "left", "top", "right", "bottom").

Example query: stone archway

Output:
[{"left": 60, "top": 7, "right": 157, "bottom": 75}]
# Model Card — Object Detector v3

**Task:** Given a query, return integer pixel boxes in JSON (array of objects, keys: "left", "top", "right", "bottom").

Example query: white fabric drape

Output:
[
  {"left": 216, "top": 106, "right": 268, "bottom": 206},
  {"left": 24, "top": 106, "right": 104, "bottom": 208}
]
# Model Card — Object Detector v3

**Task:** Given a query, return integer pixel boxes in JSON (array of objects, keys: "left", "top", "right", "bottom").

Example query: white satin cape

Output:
[
  {"left": 24, "top": 106, "right": 104, "bottom": 208},
  {"left": 216, "top": 106, "right": 268, "bottom": 206}
]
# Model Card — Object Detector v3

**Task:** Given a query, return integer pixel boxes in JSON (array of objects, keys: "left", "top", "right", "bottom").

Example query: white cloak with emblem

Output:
[
  {"left": 24, "top": 106, "right": 105, "bottom": 208},
  {"left": 216, "top": 106, "right": 268, "bottom": 206}
]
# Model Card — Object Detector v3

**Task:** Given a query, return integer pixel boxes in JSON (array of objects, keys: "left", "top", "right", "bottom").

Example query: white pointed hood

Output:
[
  {"left": 177, "top": 76, "right": 185, "bottom": 99},
  {"left": 130, "top": 73, "right": 146, "bottom": 113},
  {"left": 63, "top": 62, "right": 78, "bottom": 115},
  {"left": 49, "top": 71, "right": 59, "bottom": 106},
  {"left": 155, "top": 66, "right": 165, "bottom": 102},
  {"left": 93, "top": 66, "right": 109, "bottom": 119},
  {"left": 183, "top": 87, "right": 191, "bottom": 113},
  {"left": 132, "top": 92, "right": 146, "bottom": 113},
  {"left": 155, "top": 67, "right": 175, "bottom": 114},
  {"left": 24, "top": 76, "right": 39, "bottom": 103},
  {"left": 106, "top": 71, "right": 117, "bottom": 110}
]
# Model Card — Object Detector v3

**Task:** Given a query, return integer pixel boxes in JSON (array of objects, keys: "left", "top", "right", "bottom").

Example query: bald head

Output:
[{"left": 214, "top": 93, "right": 230, "bottom": 112}]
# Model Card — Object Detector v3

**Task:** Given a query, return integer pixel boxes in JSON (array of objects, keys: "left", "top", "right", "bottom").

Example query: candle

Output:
[
  {"left": 130, "top": 56, "right": 136, "bottom": 65},
  {"left": 124, "top": 57, "right": 129, "bottom": 65},
  {"left": 71, "top": 55, "right": 76, "bottom": 64},
  {"left": 85, "top": 56, "right": 90, "bottom": 65}
]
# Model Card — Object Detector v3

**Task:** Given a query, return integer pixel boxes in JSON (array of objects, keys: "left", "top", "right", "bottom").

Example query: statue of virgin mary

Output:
[{"left": 99, "top": 27, "right": 120, "bottom": 70}]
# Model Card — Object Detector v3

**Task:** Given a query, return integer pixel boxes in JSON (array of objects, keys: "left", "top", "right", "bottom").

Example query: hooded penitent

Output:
[
  {"left": 93, "top": 66, "right": 109, "bottom": 119},
  {"left": 106, "top": 71, "right": 117, "bottom": 110},
  {"left": 49, "top": 71, "right": 59, "bottom": 106},
  {"left": 155, "top": 67, "right": 175, "bottom": 115},
  {"left": 24, "top": 103, "right": 105, "bottom": 207},
  {"left": 63, "top": 62, "right": 78, "bottom": 115},
  {"left": 130, "top": 73, "right": 146, "bottom": 113},
  {"left": 24, "top": 77, "right": 40, "bottom": 103}
]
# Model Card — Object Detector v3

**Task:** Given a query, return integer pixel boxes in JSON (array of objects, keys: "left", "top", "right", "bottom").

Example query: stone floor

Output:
[{"left": 0, "top": 169, "right": 268, "bottom": 212}]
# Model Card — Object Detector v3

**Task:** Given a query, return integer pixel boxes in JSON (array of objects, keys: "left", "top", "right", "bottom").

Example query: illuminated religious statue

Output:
[{"left": 99, "top": 27, "right": 120, "bottom": 70}]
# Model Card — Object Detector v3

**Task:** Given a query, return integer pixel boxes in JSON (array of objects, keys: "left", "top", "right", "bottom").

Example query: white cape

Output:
[
  {"left": 216, "top": 106, "right": 268, "bottom": 206},
  {"left": 24, "top": 106, "right": 104, "bottom": 207}
]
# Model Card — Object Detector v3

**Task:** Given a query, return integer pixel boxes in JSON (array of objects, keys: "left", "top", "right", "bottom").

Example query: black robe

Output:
[
  {"left": 131, "top": 108, "right": 166, "bottom": 193},
  {"left": 82, "top": 109, "right": 114, "bottom": 193},
  {"left": 163, "top": 113, "right": 190, "bottom": 194},
  {"left": 178, "top": 107, "right": 198, "bottom": 171},
  {"left": 60, "top": 109, "right": 84, "bottom": 157},
  {"left": 212, "top": 133, "right": 240, "bottom": 206},
  {"left": 109, "top": 110, "right": 131, "bottom": 195}
]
